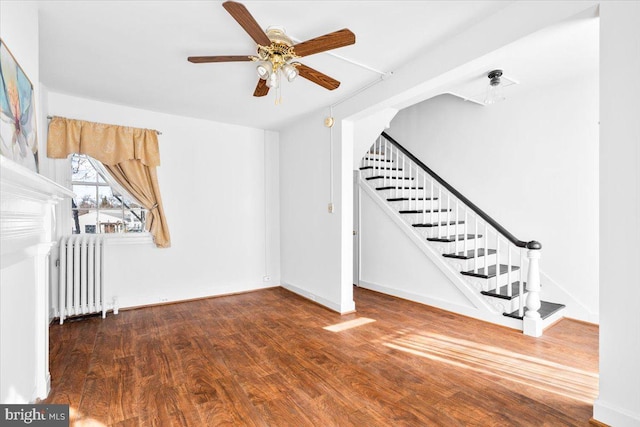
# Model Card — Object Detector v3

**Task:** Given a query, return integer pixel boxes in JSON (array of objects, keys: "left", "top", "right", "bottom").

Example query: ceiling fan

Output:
[{"left": 187, "top": 1, "right": 356, "bottom": 98}]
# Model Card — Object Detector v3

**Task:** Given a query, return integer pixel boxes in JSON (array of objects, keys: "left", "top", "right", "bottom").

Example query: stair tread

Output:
[
  {"left": 376, "top": 186, "right": 425, "bottom": 190},
  {"left": 400, "top": 209, "right": 450, "bottom": 214},
  {"left": 503, "top": 301, "right": 566, "bottom": 320},
  {"left": 428, "top": 234, "right": 482, "bottom": 242},
  {"left": 364, "top": 157, "right": 392, "bottom": 162},
  {"left": 443, "top": 249, "right": 496, "bottom": 259},
  {"left": 360, "top": 166, "right": 403, "bottom": 171},
  {"left": 461, "top": 264, "right": 521, "bottom": 279},
  {"left": 413, "top": 221, "right": 464, "bottom": 228},
  {"left": 481, "top": 282, "right": 525, "bottom": 300},
  {"left": 366, "top": 176, "right": 414, "bottom": 180},
  {"left": 388, "top": 197, "right": 437, "bottom": 201}
]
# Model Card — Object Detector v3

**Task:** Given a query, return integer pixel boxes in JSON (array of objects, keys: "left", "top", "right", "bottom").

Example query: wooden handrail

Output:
[{"left": 380, "top": 131, "right": 540, "bottom": 249}]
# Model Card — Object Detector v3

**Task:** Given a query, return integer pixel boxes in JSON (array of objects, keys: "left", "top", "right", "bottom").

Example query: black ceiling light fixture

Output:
[{"left": 484, "top": 69, "right": 505, "bottom": 105}]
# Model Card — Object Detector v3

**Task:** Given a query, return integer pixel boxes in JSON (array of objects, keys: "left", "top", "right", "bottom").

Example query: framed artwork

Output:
[{"left": 0, "top": 38, "right": 38, "bottom": 172}]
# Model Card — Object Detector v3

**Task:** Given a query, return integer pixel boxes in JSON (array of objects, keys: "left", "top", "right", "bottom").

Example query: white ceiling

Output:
[{"left": 38, "top": 1, "right": 597, "bottom": 131}]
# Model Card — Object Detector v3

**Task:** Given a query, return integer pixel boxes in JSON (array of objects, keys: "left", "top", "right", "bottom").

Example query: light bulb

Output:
[
  {"left": 266, "top": 72, "right": 279, "bottom": 89},
  {"left": 281, "top": 63, "right": 298, "bottom": 82},
  {"left": 256, "top": 61, "right": 272, "bottom": 80}
]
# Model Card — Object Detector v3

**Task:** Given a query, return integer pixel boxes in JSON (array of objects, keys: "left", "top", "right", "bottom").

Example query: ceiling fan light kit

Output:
[{"left": 187, "top": 1, "right": 355, "bottom": 103}]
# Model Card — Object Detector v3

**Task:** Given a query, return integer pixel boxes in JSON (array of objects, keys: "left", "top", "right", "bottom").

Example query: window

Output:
[{"left": 71, "top": 154, "right": 147, "bottom": 234}]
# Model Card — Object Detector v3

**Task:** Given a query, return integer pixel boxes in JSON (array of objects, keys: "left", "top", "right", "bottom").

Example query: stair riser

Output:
[
  {"left": 361, "top": 169, "right": 406, "bottom": 179},
  {"left": 400, "top": 212, "right": 459, "bottom": 224},
  {"left": 363, "top": 152, "right": 391, "bottom": 159},
  {"left": 444, "top": 253, "right": 498, "bottom": 269},
  {"left": 493, "top": 296, "right": 526, "bottom": 314},
  {"left": 478, "top": 272, "right": 523, "bottom": 288},
  {"left": 391, "top": 200, "right": 441, "bottom": 211},
  {"left": 426, "top": 236, "right": 488, "bottom": 251},
  {"left": 413, "top": 223, "right": 468, "bottom": 236},
  {"left": 368, "top": 177, "right": 418, "bottom": 186},
  {"left": 375, "top": 188, "right": 431, "bottom": 198}
]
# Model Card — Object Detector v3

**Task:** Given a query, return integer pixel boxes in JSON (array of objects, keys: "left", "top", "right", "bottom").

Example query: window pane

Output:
[
  {"left": 70, "top": 154, "right": 149, "bottom": 235},
  {"left": 77, "top": 210, "right": 98, "bottom": 234},
  {"left": 124, "top": 209, "right": 145, "bottom": 233},
  {"left": 124, "top": 199, "right": 142, "bottom": 210},
  {"left": 98, "top": 186, "right": 122, "bottom": 208},
  {"left": 71, "top": 155, "right": 98, "bottom": 183},
  {"left": 99, "top": 210, "right": 125, "bottom": 234},
  {"left": 73, "top": 185, "right": 97, "bottom": 208},
  {"left": 71, "top": 209, "right": 80, "bottom": 234}
]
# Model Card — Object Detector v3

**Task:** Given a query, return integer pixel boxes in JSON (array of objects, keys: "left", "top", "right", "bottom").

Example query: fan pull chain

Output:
[{"left": 275, "top": 72, "right": 283, "bottom": 105}]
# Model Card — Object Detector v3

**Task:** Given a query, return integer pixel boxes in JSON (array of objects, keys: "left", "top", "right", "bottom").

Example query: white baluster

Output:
[
  {"left": 484, "top": 223, "right": 489, "bottom": 274},
  {"left": 430, "top": 179, "right": 434, "bottom": 226},
  {"left": 447, "top": 194, "right": 452, "bottom": 241},
  {"left": 495, "top": 236, "right": 500, "bottom": 292},
  {"left": 403, "top": 154, "right": 407, "bottom": 205},
  {"left": 507, "top": 246, "right": 513, "bottom": 297},
  {"left": 455, "top": 200, "right": 460, "bottom": 254},
  {"left": 523, "top": 242, "right": 543, "bottom": 337},
  {"left": 376, "top": 137, "right": 381, "bottom": 180},
  {"left": 438, "top": 186, "right": 443, "bottom": 238},
  {"left": 382, "top": 139, "right": 387, "bottom": 189},
  {"left": 394, "top": 146, "right": 399, "bottom": 199},
  {"left": 463, "top": 207, "right": 468, "bottom": 256},
  {"left": 474, "top": 216, "right": 478, "bottom": 272},
  {"left": 519, "top": 249, "right": 525, "bottom": 318},
  {"left": 422, "top": 173, "right": 427, "bottom": 225},
  {"left": 410, "top": 159, "right": 418, "bottom": 210}
]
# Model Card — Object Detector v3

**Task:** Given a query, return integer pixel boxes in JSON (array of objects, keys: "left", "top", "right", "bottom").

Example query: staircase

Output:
[{"left": 359, "top": 132, "right": 565, "bottom": 336}]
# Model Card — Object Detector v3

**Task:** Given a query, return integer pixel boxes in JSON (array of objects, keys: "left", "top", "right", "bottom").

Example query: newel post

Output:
[{"left": 523, "top": 241, "right": 543, "bottom": 337}]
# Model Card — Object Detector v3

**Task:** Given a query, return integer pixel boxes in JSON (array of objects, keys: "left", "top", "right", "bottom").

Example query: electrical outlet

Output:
[
  {"left": 263, "top": 276, "right": 271, "bottom": 282},
  {"left": 328, "top": 203, "right": 334, "bottom": 213}
]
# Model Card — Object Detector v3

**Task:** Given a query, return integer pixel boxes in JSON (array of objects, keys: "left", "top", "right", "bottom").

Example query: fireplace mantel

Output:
[{"left": 1, "top": 155, "right": 73, "bottom": 403}]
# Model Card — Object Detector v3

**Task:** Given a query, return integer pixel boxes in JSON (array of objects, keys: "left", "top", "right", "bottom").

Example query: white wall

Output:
[
  {"left": 359, "top": 188, "right": 474, "bottom": 309},
  {"left": 0, "top": 0, "right": 45, "bottom": 403},
  {"left": 383, "top": 72, "right": 599, "bottom": 322},
  {"left": 595, "top": 2, "right": 640, "bottom": 426},
  {"left": 279, "top": 112, "right": 354, "bottom": 313},
  {"left": 46, "top": 92, "right": 280, "bottom": 310}
]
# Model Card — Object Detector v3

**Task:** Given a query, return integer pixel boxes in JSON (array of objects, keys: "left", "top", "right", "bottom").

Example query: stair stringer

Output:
[{"left": 359, "top": 177, "right": 523, "bottom": 330}]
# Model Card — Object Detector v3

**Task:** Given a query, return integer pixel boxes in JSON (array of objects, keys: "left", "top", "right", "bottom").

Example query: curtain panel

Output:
[{"left": 47, "top": 117, "right": 171, "bottom": 248}]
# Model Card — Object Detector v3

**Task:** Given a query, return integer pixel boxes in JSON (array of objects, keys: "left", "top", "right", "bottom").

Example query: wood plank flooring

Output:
[{"left": 45, "top": 286, "right": 599, "bottom": 426}]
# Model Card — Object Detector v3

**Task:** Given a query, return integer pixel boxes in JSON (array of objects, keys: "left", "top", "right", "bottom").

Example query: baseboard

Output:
[
  {"left": 118, "top": 284, "right": 280, "bottom": 312},
  {"left": 111, "top": 282, "right": 278, "bottom": 312},
  {"left": 358, "top": 280, "right": 522, "bottom": 330},
  {"left": 594, "top": 399, "right": 640, "bottom": 427},
  {"left": 280, "top": 282, "right": 355, "bottom": 314}
]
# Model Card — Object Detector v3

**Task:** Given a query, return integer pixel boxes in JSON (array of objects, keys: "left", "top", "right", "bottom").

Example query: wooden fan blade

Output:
[
  {"left": 253, "top": 79, "right": 269, "bottom": 97},
  {"left": 293, "top": 29, "right": 355, "bottom": 58},
  {"left": 297, "top": 64, "right": 340, "bottom": 90},
  {"left": 188, "top": 55, "right": 252, "bottom": 63},
  {"left": 222, "top": 1, "right": 271, "bottom": 46}
]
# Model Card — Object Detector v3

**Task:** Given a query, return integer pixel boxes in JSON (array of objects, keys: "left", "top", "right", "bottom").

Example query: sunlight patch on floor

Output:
[
  {"left": 324, "top": 317, "right": 376, "bottom": 332},
  {"left": 383, "top": 331, "right": 598, "bottom": 404},
  {"left": 70, "top": 407, "right": 107, "bottom": 427}
]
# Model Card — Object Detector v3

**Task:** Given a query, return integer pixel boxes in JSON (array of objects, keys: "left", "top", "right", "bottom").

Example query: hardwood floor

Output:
[{"left": 45, "top": 286, "right": 599, "bottom": 426}]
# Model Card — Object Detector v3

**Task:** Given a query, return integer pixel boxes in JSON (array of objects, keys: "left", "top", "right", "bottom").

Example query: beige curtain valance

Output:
[
  {"left": 47, "top": 117, "right": 160, "bottom": 167},
  {"left": 47, "top": 116, "right": 170, "bottom": 248}
]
